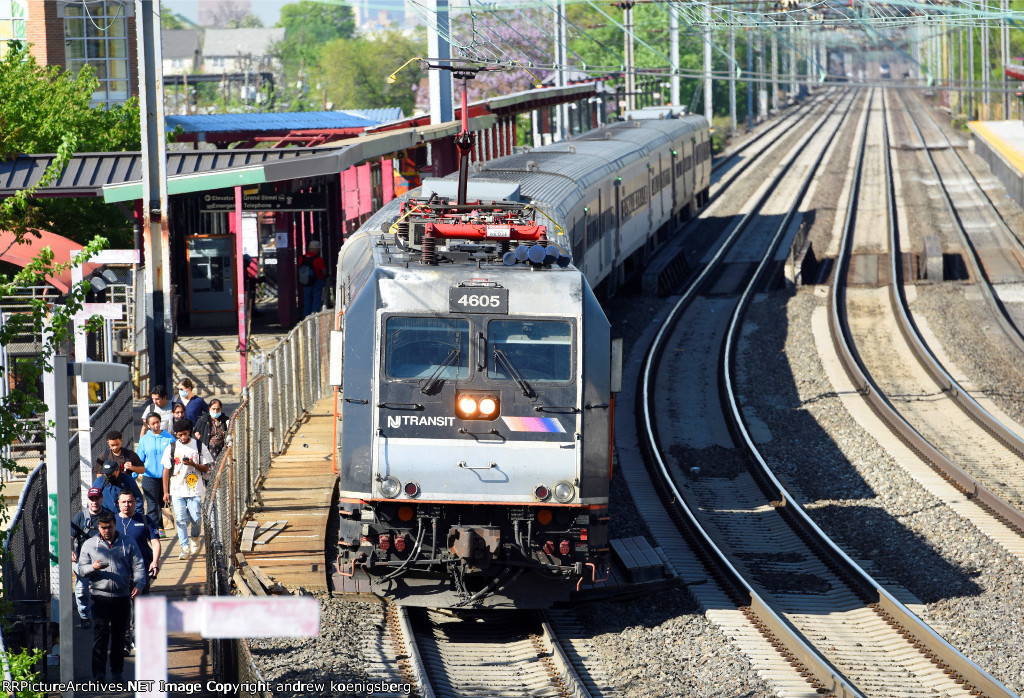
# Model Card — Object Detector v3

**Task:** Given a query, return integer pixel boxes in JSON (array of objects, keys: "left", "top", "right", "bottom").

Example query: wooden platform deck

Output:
[{"left": 240, "top": 394, "right": 337, "bottom": 592}]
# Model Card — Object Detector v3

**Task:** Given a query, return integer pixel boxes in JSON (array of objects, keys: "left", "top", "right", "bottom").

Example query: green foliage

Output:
[
  {"left": 273, "top": 0, "right": 356, "bottom": 110},
  {"left": 321, "top": 31, "right": 426, "bottom": 113},
  {"left": 0, "top": 42, "right": 138, "bottom": 247},
  {"left": 3, "top": 648, "right": 45, "bottom": 698},
  {"left": 160, "top": 3, "right": 187, "bottom": 30},
  {"left": 225, "top": 14, "right": 263, "bottom": 28}
]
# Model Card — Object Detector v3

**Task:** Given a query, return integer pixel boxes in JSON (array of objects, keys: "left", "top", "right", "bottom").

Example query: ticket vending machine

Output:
[{"left": 186, "top": 234, "right": 235, "bottom": 327}]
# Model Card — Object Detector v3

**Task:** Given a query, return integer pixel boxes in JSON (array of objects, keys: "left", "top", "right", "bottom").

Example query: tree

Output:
[
  {"left": 0, "top": 42, "right": 109, "bottom": 678},
  {"left": 0, "top": 43, "right": 140, "bottom": 248},
  {"left": 273, "top": 0, "right": 356, "bottom": 111},
  {"left": 203, "top": 0, "right": 254, "bottom": 28},
  {"left": 320, "top": 31, "right": 425, "bottom": 113},
  {"left": 160, "top": 3, "right": 188, "bottom": 30},
  {"left": 449, "top": 8, "right": 553, "bottom": 102},
  {"left": 225, "top": 13, "right": 263, "bottom": 28}
]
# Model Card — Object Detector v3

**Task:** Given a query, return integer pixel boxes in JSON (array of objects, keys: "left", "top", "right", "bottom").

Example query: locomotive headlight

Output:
[
  {"left": 478, "top": 396, "right": 498, "bottom": 416},
  {"left": 379, "top": 476, "right": 401, "bottom": 498},
  {"left": 456, "top": 393, "right": 500, "bottom": 420},
  {"left": 552, "top": 481, "right": 575, "bottom": 503},
  {"left": 457, "top": 395, "right": 478, "bottom": 416}
]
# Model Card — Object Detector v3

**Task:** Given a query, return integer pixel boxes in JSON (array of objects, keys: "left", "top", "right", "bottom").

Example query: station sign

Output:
[{"left": 201, "top": 185, "right": 327, "bottom": 212}]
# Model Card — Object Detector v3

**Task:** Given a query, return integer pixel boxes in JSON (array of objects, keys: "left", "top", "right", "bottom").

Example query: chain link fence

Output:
[{"left": 202, "top": 310, "right": 334, "bottom": 692}]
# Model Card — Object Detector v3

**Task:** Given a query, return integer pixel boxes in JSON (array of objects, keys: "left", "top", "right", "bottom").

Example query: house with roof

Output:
[
  {"left": 202, "top": 27, "right": 284, "bottom": 74},
  {"left": 162, "top": 29, "right": 202, "bottom": 75}
]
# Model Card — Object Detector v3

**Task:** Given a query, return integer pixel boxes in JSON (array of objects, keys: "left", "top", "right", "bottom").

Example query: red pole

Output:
[{"left": 234, "top": 186, "right": 248, "bottom": 389}]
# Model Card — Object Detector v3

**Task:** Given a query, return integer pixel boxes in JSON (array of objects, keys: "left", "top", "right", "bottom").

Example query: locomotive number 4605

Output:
[{"left": 449, "top": 287, "right": 508, "bottom": 314}]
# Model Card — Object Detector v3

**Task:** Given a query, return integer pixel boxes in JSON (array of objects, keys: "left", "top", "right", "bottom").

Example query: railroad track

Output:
[
  {"left": 626, "top": 86, "right": 1014, "bottom": 695},
  {"left": 385, "top": 604, "right": 594, "bottom": 698},
  {"left": 827, "top": 88, "right": 1024, "bottom": 537}
]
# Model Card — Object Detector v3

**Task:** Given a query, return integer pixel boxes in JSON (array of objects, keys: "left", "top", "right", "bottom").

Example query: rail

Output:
[{"left": 202, "top": 309, "right": 333, "bottom": 694}]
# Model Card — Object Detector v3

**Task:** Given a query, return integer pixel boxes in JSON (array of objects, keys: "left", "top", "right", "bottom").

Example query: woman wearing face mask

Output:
[
  {"left": 193, "top": 399, "right": 230, "bottom": 460},
  {"left": 171, "top": 378, "right": 209, "bottom": 423}
]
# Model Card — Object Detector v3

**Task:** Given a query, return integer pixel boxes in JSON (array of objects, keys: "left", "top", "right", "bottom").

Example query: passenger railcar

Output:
[{"left": 331, "top": 110, "right": 710, "bottom": 608}]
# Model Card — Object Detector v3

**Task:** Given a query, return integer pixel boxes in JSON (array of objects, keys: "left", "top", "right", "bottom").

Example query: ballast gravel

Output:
[{"left": 735, "top": 288, "right": 1024, "bottom": 694}]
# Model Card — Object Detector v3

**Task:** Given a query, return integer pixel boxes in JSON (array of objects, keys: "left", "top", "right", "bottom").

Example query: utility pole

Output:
[
  {"left": 959, "top": 27, "right": 965, "bottom": 118},
  {"left": 730, "top": 22, "right": 737, "bottom": 131},
  {"left": 704, "top": 2, "right": 713, "bottom": 122},
  {"left": 771, "top": 31, "right": 779, "bottom": 113},
  {"left": 135, "top": 0, "right": 172, "bottom": 394},
  {"left": 622, "top": 3, "right": 636, "bottom": 111},
  {"left": 790, "top": 24, "right": 797, "bottom": 98},
  {"left": 1002, "top": 0, "right": 1010, "bottom": 118},
  {"left": 757, "top": 27, "right": 767, "bottom": 119},
  {"left": 669, "top": 2, "right": 680, "bottom": 107},
  {"left": 555, "top": 0, "right": 568, "bottom": 138},
  {"left": 968, "top": 23, "right": 975, "bottom": 119},
  {"left": 748, "top": 28, "right": 754, "bottom": 128},
  {"left": 982, "top": 1, "right": 990, "bottom": 116},
  {"left": 427, "top": 0, "right": 453, "bottom": 124}
]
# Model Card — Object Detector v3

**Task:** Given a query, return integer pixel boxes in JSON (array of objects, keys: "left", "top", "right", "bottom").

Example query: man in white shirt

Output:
[
  {"left": 161, "top": 418, "right": 213, "bottom": 559},
  {"left": 140, "top": 385, "right": 174, "bottom": 439}
]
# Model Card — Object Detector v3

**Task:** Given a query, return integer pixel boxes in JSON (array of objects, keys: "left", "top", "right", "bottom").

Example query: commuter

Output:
[
  {"left": 115, "top": 490, "right": 160, "bottom": 656},
  {"left": 139, "top": 385, "right": 174, "bottom": 438},
  {"left": 91, "top": 460, "right": 142, "bottom": 515},
  {"left": 100, "top": 430, "right": 145, "bottom": 477},
  {"left": 299, "top": 239, "right": 327, "bottom": 318},
  {"left": 137, "top": 413, "right": 174, "bottom": 536},
  {"left": 172, "top": 402, "right": 185, "bottom": 422},
  {"left": 171, "top": 378, "right": 209, "bottom": 423},
  {"left": 193, "top": 399, "right": 229, "bottom": 461},
  {"left": 76, "top": 511, "right": 146, "bottom": 685},
  {"left": 162, "top": 418, "right": 213, "bottom": 559},
  {"left": 70, "top": 487, "right": 110, "bottom": 629}
]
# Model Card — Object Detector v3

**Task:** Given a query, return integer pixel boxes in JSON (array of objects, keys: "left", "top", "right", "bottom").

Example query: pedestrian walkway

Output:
[
  {"left": 236, "top": 394, "right": 336, "bottom": 593},
  {"left": 71, "top": 508, "right": 213, "bottom": 697}
]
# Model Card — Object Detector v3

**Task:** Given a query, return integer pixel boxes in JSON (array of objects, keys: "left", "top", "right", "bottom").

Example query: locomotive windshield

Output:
[
  {"left": 385, "top": 317, "right": 470, "bottom": 379},
  {"left": 488, "top": 320, "right": 572, "bottom": 383}
]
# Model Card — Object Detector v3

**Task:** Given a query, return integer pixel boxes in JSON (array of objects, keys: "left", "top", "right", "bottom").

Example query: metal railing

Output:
[
  {"left": 202, "top": 310, "right": 333, "bottom": 689},
  {"left": 0, "top": 381, "right": 134, "bottom": 666}
]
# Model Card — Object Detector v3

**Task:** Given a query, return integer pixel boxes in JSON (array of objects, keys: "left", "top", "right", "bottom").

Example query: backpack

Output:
[{"left": 298, "top": 257, "right": 315, "bottom": 286}]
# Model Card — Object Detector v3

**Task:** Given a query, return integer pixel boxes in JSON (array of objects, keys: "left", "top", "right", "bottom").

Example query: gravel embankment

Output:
[{"left": 735, "top": 288, "right": 1024, "bottom": 693}]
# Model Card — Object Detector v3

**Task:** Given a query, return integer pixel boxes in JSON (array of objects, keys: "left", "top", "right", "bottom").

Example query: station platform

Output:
[
  {"left": 967, "top": 120, "right": 1024, "bottom": 211},
  {"left": 235, "top": 394, "right": 336, "bottom": 594},
  {"left": 67, "top": 508, "right": 212, "bottom": 697}
]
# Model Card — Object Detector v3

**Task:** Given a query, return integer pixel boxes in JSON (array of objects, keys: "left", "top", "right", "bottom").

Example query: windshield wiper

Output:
[
  {"left": 418, "top": 348, "right": 460, "bottom": 394},
  {"left": 493, "top": 348, "right": 534, "bottom": 398}
]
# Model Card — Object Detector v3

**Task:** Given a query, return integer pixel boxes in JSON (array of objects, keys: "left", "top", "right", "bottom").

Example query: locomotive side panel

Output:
[{"left": 579, "top": 281, "right": 611, "bottom": 501}]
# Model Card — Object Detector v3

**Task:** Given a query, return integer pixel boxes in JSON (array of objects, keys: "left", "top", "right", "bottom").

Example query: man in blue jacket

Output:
[
  {"left": 91, "top": 459, "right": 142, "bottom": 515},
  {"left": 137, "top": 413, "right": 174, "bottom": 535},
  {"left": 76, "top": 511, "right": 146, "bottom": 685}
]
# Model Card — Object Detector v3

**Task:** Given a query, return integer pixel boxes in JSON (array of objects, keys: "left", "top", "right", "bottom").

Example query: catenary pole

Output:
[
  {"left": 730, "top": 21, "right": 737, "bottom": 131},
  {"left": 669, "top": 2, "right": 680, "bottom": 107},
  {"left": 704, "top": 2, "right": 713, "bottom": 122},
  {"left": 135, "top": 0, "right": 172, "bottom": 394}
]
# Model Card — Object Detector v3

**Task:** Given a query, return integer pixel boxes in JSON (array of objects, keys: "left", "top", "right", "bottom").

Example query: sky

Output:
[{"left": 162, "top": 1, "right": 291, "bottom": 27}]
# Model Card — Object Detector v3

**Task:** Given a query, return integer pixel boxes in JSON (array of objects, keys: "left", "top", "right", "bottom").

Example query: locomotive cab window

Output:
[
  {"left": 385, "top": 317, "right": 470, "bottom": 379},
  {"left": 487, "top": 320, "right": 572, "bottom": 383}
]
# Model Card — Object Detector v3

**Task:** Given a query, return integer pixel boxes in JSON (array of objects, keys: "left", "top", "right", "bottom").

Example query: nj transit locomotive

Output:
[{"left": 331, "top": 110, "right": 710, "bottom": 608}]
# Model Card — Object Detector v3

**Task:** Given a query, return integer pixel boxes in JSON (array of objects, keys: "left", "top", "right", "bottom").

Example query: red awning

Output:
[
  {"left": 1006, "top": 65, "right": 1024, "bottom": 81},
  {"left": 0, "top": 229, "right": 100, "bottom": 293}
]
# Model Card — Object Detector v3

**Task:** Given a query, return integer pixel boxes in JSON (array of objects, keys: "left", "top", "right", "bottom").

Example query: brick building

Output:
[{"left": 6, "top": 0, "right": 139, "bottom": 107}]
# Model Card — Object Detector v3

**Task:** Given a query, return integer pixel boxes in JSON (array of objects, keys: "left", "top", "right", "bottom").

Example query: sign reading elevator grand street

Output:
[{"left": 200, "top": 186, "right": 327, "bottom": 212}]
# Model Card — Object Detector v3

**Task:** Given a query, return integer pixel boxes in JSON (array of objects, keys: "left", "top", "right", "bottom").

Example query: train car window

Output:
[
  {"left": 384, "top": 317, "right": 470, "bottom": 380},
  {"left": 487, "top": 320, "right": 572, "bottom": 383}
]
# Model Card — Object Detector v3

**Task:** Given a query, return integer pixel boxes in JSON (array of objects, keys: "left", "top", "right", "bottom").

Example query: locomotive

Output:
[{"left": 330, "top": 106, "right": 710, "bottom": 608}]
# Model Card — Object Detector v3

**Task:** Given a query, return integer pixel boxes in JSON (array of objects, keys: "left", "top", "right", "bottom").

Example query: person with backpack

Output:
[
  {"left": 161, "top": 418, "right": 213, "bottom": 559},
  {"left": 299, "top": 239, "right": 327, "bottom": 319}
]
